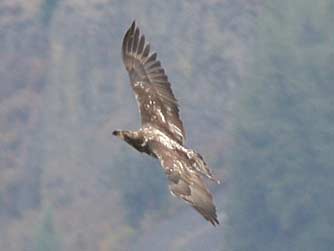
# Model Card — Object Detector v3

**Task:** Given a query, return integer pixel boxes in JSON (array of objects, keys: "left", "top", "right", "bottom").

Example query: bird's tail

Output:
[{"left": 187, "top": 150, "right": 221, "bottom": 184}]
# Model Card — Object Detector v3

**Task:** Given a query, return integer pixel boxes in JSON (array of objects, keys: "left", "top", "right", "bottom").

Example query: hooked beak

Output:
[{"left": 112, "top": 130, "right": 124, "bottom": 139}]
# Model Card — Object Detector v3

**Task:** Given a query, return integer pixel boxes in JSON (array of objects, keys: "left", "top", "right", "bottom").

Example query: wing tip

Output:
[
  {"left": 201, "top": 206, "right": 220, "bottom": 226},
  {"left": 130, "top": 20, "right": 136, "bottom": 33},
  {"left": 122, "top": 20, "right": 151, "bottom": 66},
  {"left": 210, "top": 214, "right": 220, "bottom": 226}
]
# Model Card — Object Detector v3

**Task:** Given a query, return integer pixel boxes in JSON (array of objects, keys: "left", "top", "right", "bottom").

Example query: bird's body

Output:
[{"left": 113, "top": 22, "right": 220, "bottom": 225}]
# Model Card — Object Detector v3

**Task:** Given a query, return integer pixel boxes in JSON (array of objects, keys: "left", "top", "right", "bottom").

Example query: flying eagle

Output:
[{"left": 113, "top": 22, "right": 220, "bottom": 225}]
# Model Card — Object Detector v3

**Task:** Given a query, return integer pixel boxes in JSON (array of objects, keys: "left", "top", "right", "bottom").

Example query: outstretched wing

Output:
[
  {"left": 122, "top": 21, "right": 185, "bottom": 144},
  {"left": 156, "top": 148, "right": 219, "bottom": 225}
]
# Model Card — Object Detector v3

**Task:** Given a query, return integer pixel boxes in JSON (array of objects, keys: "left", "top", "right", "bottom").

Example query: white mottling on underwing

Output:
[
  {"left": 141, "top": 126, "right": 184, "bottom": 151},
  {"left": 134, "top": 81, "right": 140, "bottom": 87},
  {"left": 156, "top": 108, "right": 166, "bottom": 123},
  {"left": 169, "top": 123, "right": 183, "bottom": 138},
  {"left": 134, "top": 81, "right": 145, "bottom": 89},
  {"left": 175, "top": 160, "right": 184, "bottom": 171}
]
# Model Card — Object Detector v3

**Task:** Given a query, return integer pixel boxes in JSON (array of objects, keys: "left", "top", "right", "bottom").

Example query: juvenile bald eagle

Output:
[{"left": 113, "top": 22, "right": 220, "bottom": 225}]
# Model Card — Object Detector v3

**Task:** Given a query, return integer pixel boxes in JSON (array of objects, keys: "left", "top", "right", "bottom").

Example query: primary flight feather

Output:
[{"left": 113, "top": 21, "right": 220, "bottom": 225}]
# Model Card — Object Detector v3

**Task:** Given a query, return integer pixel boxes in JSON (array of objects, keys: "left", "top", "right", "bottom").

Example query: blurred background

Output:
[{"left": 0, "top": 0, "right": 333, "bottom": 250}]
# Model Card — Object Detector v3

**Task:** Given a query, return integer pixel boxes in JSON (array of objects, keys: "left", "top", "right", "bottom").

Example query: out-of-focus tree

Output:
[
  {"left": 40, "top": 0, "right": 60, "bottom": 26},
  {"left": 224, "top": 1, "right": 334, "bottom": 250},
  {"left": 35, "top": 208, "right": 61, "bottom": 251}
]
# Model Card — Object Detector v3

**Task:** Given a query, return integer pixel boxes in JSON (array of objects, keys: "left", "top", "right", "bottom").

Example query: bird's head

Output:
[{"left": 112, "top": 130, "right": 125, "bottom": 140}]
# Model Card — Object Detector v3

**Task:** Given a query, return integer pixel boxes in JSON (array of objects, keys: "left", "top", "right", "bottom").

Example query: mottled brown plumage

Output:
[{"left": 113, "top": 21, "right": 220, "bottom": 225}]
